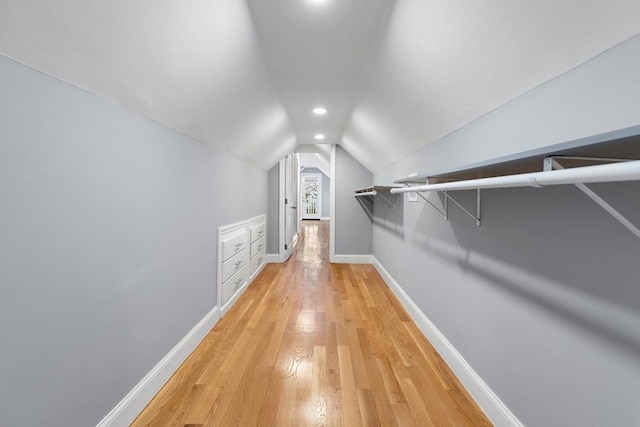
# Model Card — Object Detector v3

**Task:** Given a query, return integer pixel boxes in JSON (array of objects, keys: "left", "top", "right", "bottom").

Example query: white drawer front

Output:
[
  {"left": 222, "top": 265, "right": 247, "bottom": 305},
  {"left": 221, "top": 248, "right": 248, "bottom": 284},
  {"left": 250, "top": 251, "right": 265, "bottom": 274},
  {"left": 250, "top": 222, "right": 265, "bottom": 243},
  {"left": 221, "top": 229, "right": 247, "bottom": 261},
  {"left": 251, "top": 236, "right": 265, "bottom": 259}
]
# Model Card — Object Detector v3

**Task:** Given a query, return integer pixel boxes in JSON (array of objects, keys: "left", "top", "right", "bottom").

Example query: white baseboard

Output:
[
  {"left": 371, "top": 257, "right": 523, "bottom": 427},
  {"left": 320, "top": 217, "right": 330, "bottom": 221},
  {"left": 96, "top": 306, "right": 221, "bottom": 427},
  {"left": 265, "top": 253, "right": 282, "bottom": 263},
  {"left": 331, "top": 254, "right": 373, "bottom": 264},
  {"left": 98, "top": 254, "right": 520, "bottom": 427}
]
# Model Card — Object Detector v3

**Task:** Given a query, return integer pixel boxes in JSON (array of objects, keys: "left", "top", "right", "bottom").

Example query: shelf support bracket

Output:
[
  {"left": 376, "top": 192, "right": 400, "bottom": 212},
  {"left": 545, "top": 157, "right": 640, "bottom": 239},
  {"left": 443, "top": 190, "right": 481, "bottom": 226},
  {"left": 405, "top": 183, "right": 482, "bottom": 225},
  {"left": 404, "top": 183, "right": 447, "bottom": 217}
]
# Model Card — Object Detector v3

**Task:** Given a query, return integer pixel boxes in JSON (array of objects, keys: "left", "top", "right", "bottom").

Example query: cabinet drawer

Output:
[
  {"left": 222, "top": 265, "right": 247, "bottom": 304},
  {"left": 221, "top": 248, "right": 248, "bottom": 283},
  {"left": 250, "top": 251, "right": 265, "bottom": 274},
  {"left": 220, "top": 229, "right": 247, "bottom": 261},
  {"left": 250, "top": 222, "right": 265, "bottom": 243},
  {"left": 251, "top": 237, "right": 265, "bottom": 259}
]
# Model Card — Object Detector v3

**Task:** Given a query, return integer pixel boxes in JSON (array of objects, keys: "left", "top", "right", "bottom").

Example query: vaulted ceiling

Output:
[{"left": 1, "top": 1, "right": 639, "bottom": 172}]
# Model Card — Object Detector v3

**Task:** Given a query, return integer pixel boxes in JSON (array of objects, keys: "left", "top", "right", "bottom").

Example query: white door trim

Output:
[
  {"left": 300, "top": 172, "right": 322, "bottom": 220},
  {"left": 278, "top": 158, "right": 286, "bottom": 262},
  {"left": 329, "top": 144, "right": 336, "bottom": 263}
]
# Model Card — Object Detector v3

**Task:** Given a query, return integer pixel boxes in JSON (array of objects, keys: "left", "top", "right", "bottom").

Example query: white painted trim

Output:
[
  {"left": 320, "top": 217, "right": 330, "bottom": 221},
  {"left": 220, "top": 273, "right": 251, "bottom": 316},
  {"left": 300, "top": 172, "right": 323, "bottom": 220},
  {"left": 278, "top": 159, "right": 286, "bottom": 260},
  {"left": 332, "top": 254, "right": 373, "bottom": 264},
  {"left": 218, "top": 214, "right": 265, "bottom": 234},
  {"left": 249, "top": 258, "right": 267, "bottom": 281},
  {"left": 371, "top": 257, "right": 523, "bottom": 427},
  {"left": 96, "top": 306, "right": 221, "bottom": 427},
  {"left": 265, "top": 253, "right": 282, "bottom": 263},
  {"left": 220, "top": 238, "right": 271, "bottom": 314},
  {"left": 329, "top": 144, "right": 336, "bottom": 263}
]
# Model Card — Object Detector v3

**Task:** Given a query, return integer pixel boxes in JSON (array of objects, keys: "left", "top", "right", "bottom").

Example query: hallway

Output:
[{"left": 132, "top": 221, "right": 491, "bottom": 426}]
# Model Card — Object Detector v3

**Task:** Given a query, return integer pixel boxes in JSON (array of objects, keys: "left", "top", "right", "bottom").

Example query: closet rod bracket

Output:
[
  {"left": 444, "top": 189, "right": 481, "bottom": 226},
  {"left": 405, "top": 184, "right": 481, "bottom": 226},
  {"left": 377, "top": 192, "right": 400, "bottom": 212},
  {"left": 545, "top": 156, "right": 640, "bottom": 238}
]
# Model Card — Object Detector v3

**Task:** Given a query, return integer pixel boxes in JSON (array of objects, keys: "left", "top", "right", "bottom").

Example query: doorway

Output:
[
  {"left": 301, "top": 173, "right": 322, "bottom": 220},
  {"left": 279, "top": 152, "right": 298, "bottom": 262},
  {"left": 277, "top": 145, "right": 332, "bottom": 263}
]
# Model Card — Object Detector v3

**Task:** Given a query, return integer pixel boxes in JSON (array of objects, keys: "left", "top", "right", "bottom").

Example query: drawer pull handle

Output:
[{"left": 235, "top": 278, "right": 242, "bottom": 285}]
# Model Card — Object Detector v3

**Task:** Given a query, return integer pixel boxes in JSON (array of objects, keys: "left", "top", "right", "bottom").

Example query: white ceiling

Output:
[{"left": 1, "top": 1, "right": 639, "bottom": 172}]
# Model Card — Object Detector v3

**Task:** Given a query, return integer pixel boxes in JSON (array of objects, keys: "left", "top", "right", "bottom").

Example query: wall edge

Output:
[
  {"left": 371, "top": 256, "right": 524, "bottom": 427},
  {"left": 96, "top": 306, "right": 221, "bottom": 427}
]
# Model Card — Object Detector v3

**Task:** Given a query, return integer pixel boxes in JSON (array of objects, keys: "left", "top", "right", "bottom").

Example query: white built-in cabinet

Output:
[{"left": 217, "top": 214, "right": 266, "bottom": 314}]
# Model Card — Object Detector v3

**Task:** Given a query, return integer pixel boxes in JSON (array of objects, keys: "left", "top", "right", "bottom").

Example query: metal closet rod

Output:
[
  {"left": 390, "top": 160, "right": 640, "bottom": 194},
  {"left": 354, "top": 191, "right": 377, "bottom": 197}
]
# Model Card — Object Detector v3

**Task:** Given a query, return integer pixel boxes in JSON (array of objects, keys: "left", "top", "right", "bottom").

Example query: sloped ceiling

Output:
[
  {"left": 342, "top": 1, "right": 640, "bottom": 171},
  {"left": 1, "top": 1, "right": 639, "bottom": 172},
  {"left": 0, "top": 0, "right": 296, "bottom": 169}
]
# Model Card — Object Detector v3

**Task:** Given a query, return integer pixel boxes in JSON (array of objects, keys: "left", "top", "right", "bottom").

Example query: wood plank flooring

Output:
[{"left": 131, "top": 220, "right": 492, "bottom": 426}]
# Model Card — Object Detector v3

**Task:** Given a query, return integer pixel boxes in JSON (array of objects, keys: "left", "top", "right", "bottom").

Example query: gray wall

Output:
[
  {"left": 372, "top": 36, "right": 640, "bottom": 426},
  {"left": 301, "top": 167, "right": 330, "bottom": 218},
  {"left": 267, "top": 163, "right": 279, "bottom": 254},
  {"left": 334, "top": 146, "right": 372, "bottom": 255},
  {"left": 0, "top": 56, "right": 268, "bottom": 427},
  {"left": 322, "top": 172, "right": 330, "bottom": 218},
  {"left": 376, "top": 35, "right": 640, "bottom": 185}
]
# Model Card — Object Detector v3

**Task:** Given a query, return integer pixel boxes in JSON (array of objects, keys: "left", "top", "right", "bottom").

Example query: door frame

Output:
[
  {"left": 278, "top": 153, "right": 298, "bottom": 262},
  {"left": 300, "top": 173, "right": 322, "bottom": 220},
  {"left": 329, "top": 144, "right": 336, "bottom": 263}
]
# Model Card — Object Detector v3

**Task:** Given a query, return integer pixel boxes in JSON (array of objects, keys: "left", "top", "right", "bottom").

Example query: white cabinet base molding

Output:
[{"left": 218, "top": 215, "right": 266, "bottom": 315}]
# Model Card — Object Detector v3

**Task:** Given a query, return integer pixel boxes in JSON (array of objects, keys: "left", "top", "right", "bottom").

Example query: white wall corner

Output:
[
  {"left": 96, "top": 306, "right": 221, "bottom": 427},
  {"left": 371, "top": 257, "right": 524, "bottom": 427}
]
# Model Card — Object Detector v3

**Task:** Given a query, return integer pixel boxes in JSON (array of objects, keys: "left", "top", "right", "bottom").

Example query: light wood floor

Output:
[{"left": 132, "top": 221, "right": 491, "bottom": 426}]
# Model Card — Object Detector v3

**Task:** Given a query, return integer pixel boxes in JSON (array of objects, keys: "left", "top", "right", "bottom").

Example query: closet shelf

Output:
[
  {"left": 394, "top": 126, "right": 639, "bottom": 185},
  {"left": 391, "top": 126, "right": 640, "bottom": 235},
  {"left": 354, "top": 185, "right": 402, "bottom": 197},
  {"left": 354, "top": 186, "right": 402, "bottom": 212}
]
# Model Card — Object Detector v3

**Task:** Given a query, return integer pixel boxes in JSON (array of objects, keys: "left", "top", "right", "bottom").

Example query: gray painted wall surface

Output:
[
  {"left": 334, "top": 146, "right": 372, "bottom": 255},
  {"left": 372, "top": 37, "right": 640, "bottom": 426},
  {"left": 322, "top": 172, "right": 330, "bottom": 218},
  {"left": 267, "top": 163, "right": 279, "bottom": 254},
  {"left": 376, "top": 35, "right": 640, "bottom": 183},
  {"left": 0, "top": 56, "right": 268, "bottom": 427},
  {"left": 301, "top": 167, "right": 330, "bottom": 218}
]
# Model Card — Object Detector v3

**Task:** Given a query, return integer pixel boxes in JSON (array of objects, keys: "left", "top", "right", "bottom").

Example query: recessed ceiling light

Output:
[
  {"left": 314, "top": 134, "right": 325, "bottom": 140},
  {"left": 313, "top": 107, "right": 327, "bottom": 115}
]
